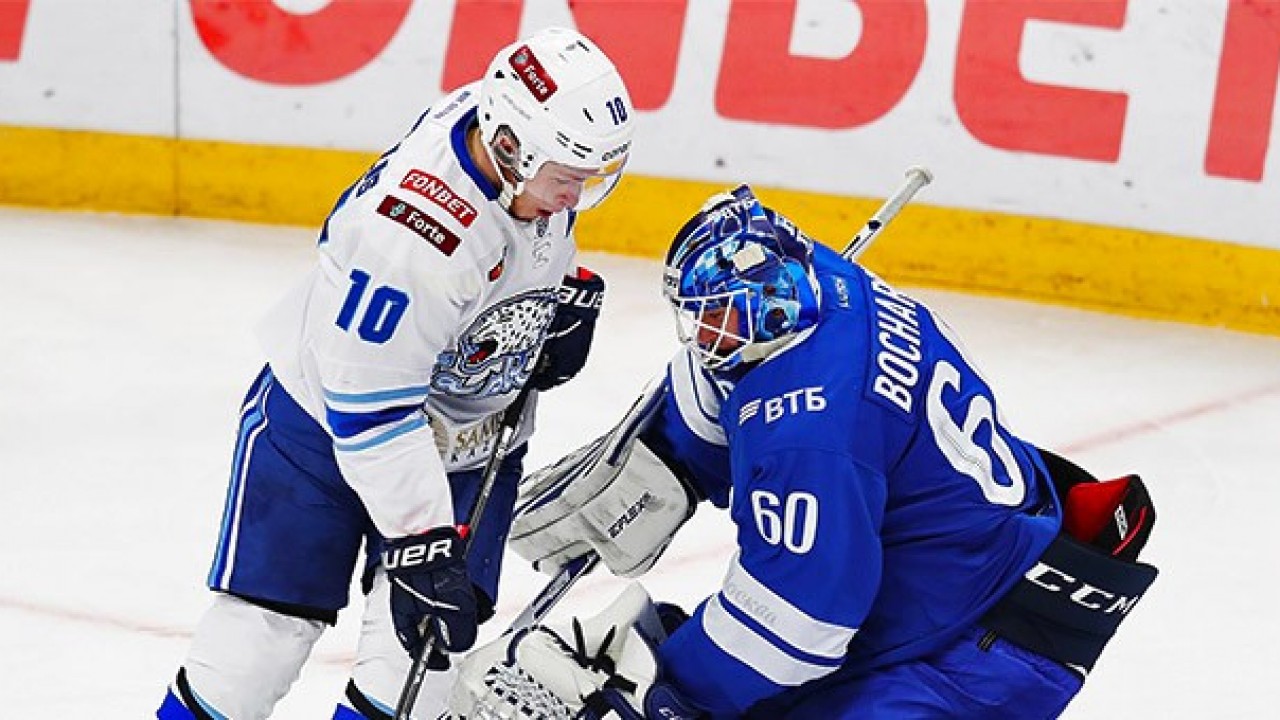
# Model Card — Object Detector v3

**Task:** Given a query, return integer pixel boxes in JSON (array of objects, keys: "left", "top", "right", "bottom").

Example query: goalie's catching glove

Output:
[
  {"left": 382, "top": 526, "right": 478, "bottom": 668},
  {"left": 449, "top": 583, "right": 703, "bottom": 719}
]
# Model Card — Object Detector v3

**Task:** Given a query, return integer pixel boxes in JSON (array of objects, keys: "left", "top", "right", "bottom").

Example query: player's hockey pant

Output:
[
  {"left": 766, "top": 625, "right": 1083, "bottom": 719},
  {"left": 207, "top": 365, "right": 524, "bottom": 616},
  {"left": 161, "top": 365, "right": 525, "bottom": 719}
]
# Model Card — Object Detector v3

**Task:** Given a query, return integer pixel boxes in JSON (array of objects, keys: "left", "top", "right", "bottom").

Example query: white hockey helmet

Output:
[{"left": 478, "top": 27, "right": 635, "bottom": 212}]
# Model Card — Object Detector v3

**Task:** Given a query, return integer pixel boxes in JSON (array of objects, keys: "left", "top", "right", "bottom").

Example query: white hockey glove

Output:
[
  {"left": 509, "top": 379, "right": 698, "bottom": 578},
  {"left": 448, "top": 583, "right": 702, "bottom": 720}
]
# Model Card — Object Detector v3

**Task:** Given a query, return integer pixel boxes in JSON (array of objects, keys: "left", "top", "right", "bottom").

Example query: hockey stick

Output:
[
  {"left": 841, "top": 165, "right": 933, "bottom": 261},
  {"left": 505, "top": 552, "right": 601, "bottom": 633},
  {"left": 393, "top": 383, "right": 535, "bottom": 720}
]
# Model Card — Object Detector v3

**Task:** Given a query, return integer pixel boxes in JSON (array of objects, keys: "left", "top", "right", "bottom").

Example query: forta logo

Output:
[{"left": 510, "top": 45, "right": 557, "bottom": 101}]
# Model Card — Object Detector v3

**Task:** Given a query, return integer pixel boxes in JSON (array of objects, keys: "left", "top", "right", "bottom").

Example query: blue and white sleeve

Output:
[
  {"left": 641, "top": 347, "right": 733, "bottom": 507},
  {"left": 309, "top": 252, "right": 474, "bottom": 539}
]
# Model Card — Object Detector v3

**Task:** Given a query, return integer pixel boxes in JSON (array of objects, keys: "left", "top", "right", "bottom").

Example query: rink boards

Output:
[{"left": 1, "top": 1, "right": 1278, "bottom": 335}]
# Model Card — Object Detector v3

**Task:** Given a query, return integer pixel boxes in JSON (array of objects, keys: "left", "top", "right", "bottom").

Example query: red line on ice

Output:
[{"left": 1056, "top": 379, "right": 1280, "bottom": 453}]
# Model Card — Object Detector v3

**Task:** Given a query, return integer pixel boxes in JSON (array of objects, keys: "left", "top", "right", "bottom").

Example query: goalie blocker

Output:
[{"left": 509, "top": 378, "right": 700, "bottom": 579}]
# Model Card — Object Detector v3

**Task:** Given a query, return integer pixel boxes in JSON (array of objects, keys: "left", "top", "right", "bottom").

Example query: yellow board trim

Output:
[{"left": 3, "top": 125, "right": 1277, "bottom": 336}]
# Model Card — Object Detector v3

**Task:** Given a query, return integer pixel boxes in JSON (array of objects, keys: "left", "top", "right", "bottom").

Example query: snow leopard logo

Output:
[{"left": 432, "top": 287, "right": 559, "bottom": 396}]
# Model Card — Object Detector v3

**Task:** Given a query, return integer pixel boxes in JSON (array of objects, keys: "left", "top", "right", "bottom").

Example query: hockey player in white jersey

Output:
[{"left": 157, "top": 27, "right": 634, "bottom": 720}]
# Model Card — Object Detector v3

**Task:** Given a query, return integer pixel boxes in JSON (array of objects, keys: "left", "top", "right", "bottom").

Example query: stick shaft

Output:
[
  {"left": 505, "top": 553, "right": 601, "bottom": 634},
  {"left": 393, "top": 386, "right": 534, "bottom": 719},
  {"left": 841, "top": 166, "right": 933, "bottom": 261}
]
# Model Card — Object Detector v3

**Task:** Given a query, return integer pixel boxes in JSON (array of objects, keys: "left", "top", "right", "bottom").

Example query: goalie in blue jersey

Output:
[{"left": 449, "top": 186, "right": 1159, "bottom": 719}]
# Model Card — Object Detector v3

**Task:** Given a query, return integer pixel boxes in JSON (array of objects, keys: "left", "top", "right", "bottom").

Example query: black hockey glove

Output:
[
  {"left": 1062, "top": 473, "right": 1155, "bottom": 562},
  {"left": 382, "top": 526, "right": 478, "bottom": 668},
  {"left": 530, "top": 267, "right": 605, "bottom": 391}
]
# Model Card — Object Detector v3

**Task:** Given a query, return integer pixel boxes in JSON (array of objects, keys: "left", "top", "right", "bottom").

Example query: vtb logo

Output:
[{"left": 739, "top": 386, "right": 826, "bottom": 425}]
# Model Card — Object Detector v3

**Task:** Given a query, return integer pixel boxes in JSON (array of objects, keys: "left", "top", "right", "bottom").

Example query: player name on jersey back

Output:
[{"left": 868, "top": 276, "right": 924, "bottom": 415}]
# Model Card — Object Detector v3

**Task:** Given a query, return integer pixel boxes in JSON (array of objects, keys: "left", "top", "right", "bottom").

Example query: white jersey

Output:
[{"left": 257, "top": 84, "right": 577, "bottom": 539}]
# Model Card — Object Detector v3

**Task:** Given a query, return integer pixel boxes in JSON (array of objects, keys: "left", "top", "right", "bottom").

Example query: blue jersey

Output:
[{"left": 649, "top": 244, "right": 1063, "bottom": 717}]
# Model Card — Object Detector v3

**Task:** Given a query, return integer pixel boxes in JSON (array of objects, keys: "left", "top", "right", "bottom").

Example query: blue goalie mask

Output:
[{"left": 663, "top": 185, "right": 822, "bottom": 371}]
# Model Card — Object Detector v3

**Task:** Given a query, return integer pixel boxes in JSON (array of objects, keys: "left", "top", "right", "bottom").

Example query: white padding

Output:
[
  {"left": 182, "top": 594, "right": 325, "bottom": 720},
  {"left": 511, "top": 438, "right": 692, "bottom": 578},
  {"left": 510, "top": 378, "right": 694, "bottom": 578},
  {"left": 348, "top": 569, "right": 457, "bottom": 719},
  {"left": 450, "top": 583, "right": 664, "bottom": 719}
]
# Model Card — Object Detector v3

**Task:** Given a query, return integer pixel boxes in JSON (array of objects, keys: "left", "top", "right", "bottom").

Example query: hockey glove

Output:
[
  {"left": 450, "top": 583, "right": 704, "bottom": 720},
  {"left": 981, "top": 472, "right": 1158, "bottom": 673},
  {"left": 530, "top": 267, "right": 605, "bottom": 391},
  {"left": 382, "top": 526, "right": 478, "bottom": 668},
  {"left": 510, "top": 379, "right": 699, "bottom": 578},
  {"left": 1062, "top": 474, "right": 1155, "bottom": 562}
]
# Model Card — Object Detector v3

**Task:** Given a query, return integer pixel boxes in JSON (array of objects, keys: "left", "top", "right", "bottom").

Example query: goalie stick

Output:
[
  {"left": 393, "top": 384, "right": 535, "bottom": 720},
  {"left": 499, "top": 166, "right": 935, "bottom": 636},
  {"left": 505, "top": 552, "right": 601, "bottom": 634},
  {"left": 842, "top": 165, "right": 932, "bottom": 261}
]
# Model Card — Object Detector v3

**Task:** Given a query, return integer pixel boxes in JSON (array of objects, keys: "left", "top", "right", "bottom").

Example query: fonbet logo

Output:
[{"left": 399, "top": 170, "right": 477, "bottom": 227}]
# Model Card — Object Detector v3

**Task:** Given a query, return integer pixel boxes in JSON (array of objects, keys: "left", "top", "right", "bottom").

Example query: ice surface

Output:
[{"left": 1, "top": 208, "right": 1277, "bottom": 717}]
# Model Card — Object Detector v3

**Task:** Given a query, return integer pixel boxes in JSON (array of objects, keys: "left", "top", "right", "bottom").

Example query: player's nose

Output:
[
  {"left": 695, "top": 321, "right": 719, "bottom": 348},
  {"left": 555, "top": 182, "right": 582, "bottom": 211}
]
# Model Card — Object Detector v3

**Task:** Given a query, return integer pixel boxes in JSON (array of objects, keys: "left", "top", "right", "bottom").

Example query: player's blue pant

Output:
[
  {"left": 207, "top": 365, "right": 524, "bottom": 618},
  {"left": 764, "top": 626, "right": 1082, "bottom": 719}
]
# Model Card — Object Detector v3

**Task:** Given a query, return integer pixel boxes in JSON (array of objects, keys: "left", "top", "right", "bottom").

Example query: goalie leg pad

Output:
[{"left": 511, "top": 380, "right": 696, "bottom": 578}]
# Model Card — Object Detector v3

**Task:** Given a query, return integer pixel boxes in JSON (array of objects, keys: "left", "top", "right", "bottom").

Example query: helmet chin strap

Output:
[
  {"left": 477, "top": 127, "right": 528, "bottom": 215},
  {"left": 498, "top": 177, "right": 524, "bottom": 213},
  {"left": 737, "top": 325, "right": 815, "bottom": 367}
]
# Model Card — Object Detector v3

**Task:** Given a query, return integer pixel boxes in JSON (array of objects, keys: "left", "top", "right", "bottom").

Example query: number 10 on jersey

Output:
[{"left": 336, "top": 268, "right": 410, "bottom": 344}]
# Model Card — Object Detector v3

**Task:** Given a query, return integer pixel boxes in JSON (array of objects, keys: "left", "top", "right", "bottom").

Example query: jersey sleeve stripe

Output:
[
  {"left": 324, "top": 403, "right": 420, "bottom": 439},
  {"left": 670, "top": 349, "right": 727, "bottom": 446},
  {"left": 332, "top": 414, "right": 429, "bottom": 452},
  {"left": 322, "top": 383, "right": 431, "bottom": 407},
  {"left": 722, "top": 555, "right": 858, "bottom": 661},
  {"left": 702, "top": 594, "right": 840, "bottom": 687}
]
